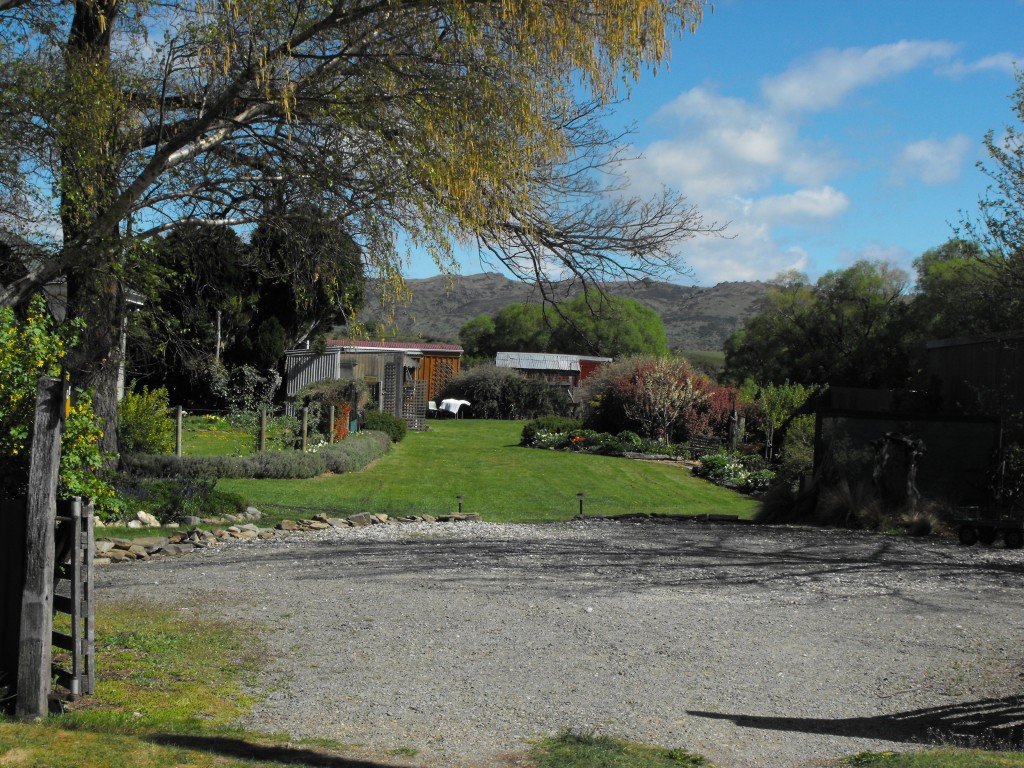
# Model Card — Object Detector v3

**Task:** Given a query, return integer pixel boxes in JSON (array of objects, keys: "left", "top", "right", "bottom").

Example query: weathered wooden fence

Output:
[{"left": 0, "top": 376, "right": 95, "bottom": 718}]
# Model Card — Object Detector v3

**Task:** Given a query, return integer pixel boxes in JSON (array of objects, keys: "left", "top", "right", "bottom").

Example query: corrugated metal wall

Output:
[{"left": 285, "top": 350, "right": 340, "bottom": 397}]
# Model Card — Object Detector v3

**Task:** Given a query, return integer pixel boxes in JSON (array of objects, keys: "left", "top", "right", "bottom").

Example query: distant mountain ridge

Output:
[{"left": 358, "top": 273, "right": 768, "bottom": 352}]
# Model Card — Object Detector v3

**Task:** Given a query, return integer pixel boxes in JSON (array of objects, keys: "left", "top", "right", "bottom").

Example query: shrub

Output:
[
  {"left": 120, "top": 431, "right": 391, "bottom": 479},
  {"left": 118, "top": 386, "right": 175, "bottom": 454},
  {"left": 442, "top": 364, "right": 570, "bottom": 420},
  {"left": 777, "top": 414, "right": 815, "bottom": 484},
  {"left": 615, "top": 430, "right": 644, "bottom": 450},
  {"left": 815, "top": 480, "right": 881, "bottom": 528},
  {"left": 521, "top": 415, "right": 583, "bottom": 446},
  {"left": 0, "top": 296, "right": 114, "bottom": 509},
  {"left": 362, "top": 410, "right": 407, "bottom": 442},
  {"left": 320, "top": 431, "right": 392, "bottom": 473},
  {"left": 583, "top": 355, "right": 742, "bottom": 442},
  {"left": 695, "top": 449, "right": 775, "bottom": 492}
]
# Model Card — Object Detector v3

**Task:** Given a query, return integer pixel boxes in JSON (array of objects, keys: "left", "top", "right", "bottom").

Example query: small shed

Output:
[
  {"left": 284, "top": 340, "right": 463, "bottom": 428},
  {"left": 495, "top": 351, "right": 612, "bottom": 388}
]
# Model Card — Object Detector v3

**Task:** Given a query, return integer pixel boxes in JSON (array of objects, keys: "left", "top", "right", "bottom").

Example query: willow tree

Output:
[{"left": 0, "top": 0, "right": 714, "bottom": 451}]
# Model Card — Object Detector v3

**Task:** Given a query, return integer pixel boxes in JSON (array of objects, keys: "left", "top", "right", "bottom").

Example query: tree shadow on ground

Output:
[
  {"left": 688, "top": 695, "right": 1024, "bottom": 750},
  {"left": 219, "top": 523, "right": 1024, "bottom": 607},
  {"left": 146, "top": 734, "right": 417, "bottom": 767}
]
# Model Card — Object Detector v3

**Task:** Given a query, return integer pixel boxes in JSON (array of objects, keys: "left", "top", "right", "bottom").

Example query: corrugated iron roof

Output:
[
  {"left": 496, "top": 351, "right": 582, "bottom": 372},
  {"left": 327, "top": 339, "right": 463, "bottom": 353}
]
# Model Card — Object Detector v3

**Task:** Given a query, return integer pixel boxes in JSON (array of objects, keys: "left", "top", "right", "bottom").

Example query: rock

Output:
[
  {"left": 182, "top": 515, "right": 202, "bottom": 527},
  {"left": 136, "top": 510, "right": 160, "bottom": 527},
  {"left": 92, "top": 557, "right": 111, "bottom": 566},
  {"left": 107, "top": 550, "right": 129, "bottom": 562},
  {"left": 437, "top": 515, "right": 454, "bottom": 523},
  {"left": 127, "top": 544, "right": 150, "bottom": 559},
  {"left": 112, "top": 542, "right": 134, "bottom": 551},
  {"left": 257, "top": 531, "right": 274, "bottom": 540},
  {"left": 169, "top": 533, "right": 187, "bottom": 544},
  {"left": 239, "top": 523, "right": 260, "bottom": 533},
  {"left": 162, "top": 543, "right": 193, "bottom": 556},
  {"left": 127, "top": 520, "right": 144, "bottom": 529},
  {"left": 95, "top": 540, "right": 115, "bottom": 554},
  {"left": 346, "top": 513, "right": 373, "bottom": 527},
  {"left": 94, "top": 518, "right": 106, "bottom": 528},
  {"left": 463, "top": 514, "right": 483, "bottom": 523},
  {"left": 163, "top": 522, "right": 179, "bottom": 529},
  {"left": 421, "top": 514, "right": 437, "bottom": 523},
  {"left": 244, "top": 506, "right": 262, "bottom": 521},
  {"left": 312, "top": 514, "right": 330, "bottom": 523},
  {"left": 307, "top": 521, "right": 331, "bottom": 530},
  {"left": 226, "top": 525, "right": 241, "bottom": 533},
  {"left": 327, "top": 518, "right": 349, "bottom": 528},
  {"left": 132, "top": 536, "right": 169, "bottom": 554},
  {"left": 231, "top": 530, "right": 257, "bottom": 540},
  {"left": 374, "top": 514, "right": 389, "bottom": 523},
  {"left": 276, "top": 519, "right": 299, "bottom": 531}
]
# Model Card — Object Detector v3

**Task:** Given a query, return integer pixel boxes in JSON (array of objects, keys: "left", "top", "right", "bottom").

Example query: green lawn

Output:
[
  {"left": 218, "top": 419, "right": 758, "bottom": 523},
  {"left": 181, "top": 416, "right": 256, "bottom": 456}
]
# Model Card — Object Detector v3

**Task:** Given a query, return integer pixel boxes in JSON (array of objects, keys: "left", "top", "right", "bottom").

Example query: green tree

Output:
[
  {"left": 724, "top": 261, "right": 917, "bottom": 388},
  {"left": 552, "top": 292, "right": 669, "bottom": 357},
  {"left": 459, "top": 314, "right": 497, "bottom": 359},
  {"left": 493, "top": 303, "right": 554, "bottom": 352},
  {"left": 0, "top": 0, "right": 713, "bottom": 452},
  {"left": 911, "top": 238, "right": 1018, "bottom": 341},
  {"left": 756, "top": 381, "right": 814, "bottom": 460},
  {"left": 961, "top": 71, "right": 1024, "bottom": 298}
]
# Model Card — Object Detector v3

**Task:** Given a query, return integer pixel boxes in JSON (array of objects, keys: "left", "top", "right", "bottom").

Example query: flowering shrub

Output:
[
  {"left": 583, "top": 356, "right": 744, "bottom": 443},
  {"left": 333, "top": 403, "right": 352, "bottom": 441},
  {"left": 695, "top": 449, "right": 775, "bottom": 492},
  {"left": 118, "top": 385, "right": 174, "bottom": 454},
  {"left": 0, "top": 296, "right": 113, "bottom": 509}
]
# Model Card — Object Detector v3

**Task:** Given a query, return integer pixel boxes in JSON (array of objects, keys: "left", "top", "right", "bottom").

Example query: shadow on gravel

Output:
[
  {"left": 146, "top": 734, "right": 414, "bottom": 767},
  {"left": 233, "top": 525, "right": 1024, "bottom": 602},
  {"left": 688, "top": 694, "right": 1024, "bottom": 749}
]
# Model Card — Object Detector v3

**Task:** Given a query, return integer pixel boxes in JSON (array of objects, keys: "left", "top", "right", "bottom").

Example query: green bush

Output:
[
  {"left": 442, "top": 364, "right": 570, "bottom": 420},
  {"left": 520, "top": 415, "right": 583, "bottom": 445},
  {"left": 0, "top": 296, "right": 114, "bottom": 510},
  {"left": 320, "top": 431, "right": 392, "bottom": 472},
  {"left": 695, "top": 449, "right": 776, "bottom": 492},
  {"left": 362, "top": 411, "right": 407, "bottom": 442},
  {"left": 118, "top": 386, "right": 175, "bottom": 454},
  {"left": 616, "top": 430, "right": 644, "bottom": 450},
  {"left": 777, "top": 414, "right": 815, "bottom": 483},
  {"left": 120, "top": 430, "right": 392, "bottom": 480}
]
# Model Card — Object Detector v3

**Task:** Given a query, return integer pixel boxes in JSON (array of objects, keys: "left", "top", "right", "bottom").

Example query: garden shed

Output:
[
  {"left": 284, "top": 340, "right": 463, "bottom": 429},
  {"left": 495, "top": 351, "right": 611, "bottom": 387}
]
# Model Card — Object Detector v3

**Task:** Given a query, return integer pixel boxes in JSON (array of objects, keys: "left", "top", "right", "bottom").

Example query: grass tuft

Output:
[{"left": 529, "top": 730, "right": 712, "bottom": 768}]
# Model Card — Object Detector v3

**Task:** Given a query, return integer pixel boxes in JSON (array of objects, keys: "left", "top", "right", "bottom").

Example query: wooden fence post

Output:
[
  {"left": 328, "top": 405, "right": 335, "bottom": 444},
  {"left": 174, "top": 406, "right": 183, "bottom": 457},
  {"left": 301, "top": 407, "right": 308, "bottom": 452},
  {"left": 16, "top": 376, "right": 63, "bottom": 721},
  {"left": 258, "top": 408, "right": 267, "bottom": 452}
]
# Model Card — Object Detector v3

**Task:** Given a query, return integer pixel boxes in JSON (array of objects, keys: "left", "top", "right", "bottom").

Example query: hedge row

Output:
[{"left": 121, "top": 430, "right": 392, "bottom": 479}]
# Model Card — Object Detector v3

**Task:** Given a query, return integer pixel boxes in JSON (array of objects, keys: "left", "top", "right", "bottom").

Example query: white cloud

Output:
[
  {"left": 749, "top": 186, "right": 850, "bottom": 224},
  {"left": 893, "top": 135, "right": 972, "bottom": 185},
  {"left": 939, "top": 52, "right": 1019, "bottom": 77},
  {"left": 762, "top": 40, "right": 958, "bottom": 113}
]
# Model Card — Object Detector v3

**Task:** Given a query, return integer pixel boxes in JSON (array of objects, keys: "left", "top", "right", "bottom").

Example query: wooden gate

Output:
[{"left": 0, "top": 496, "right": 95, "bottom": 710}]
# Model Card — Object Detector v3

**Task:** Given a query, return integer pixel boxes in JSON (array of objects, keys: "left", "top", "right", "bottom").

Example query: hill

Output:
[{"left": 357, "top": 273, "right": 767, "bottom": 352}]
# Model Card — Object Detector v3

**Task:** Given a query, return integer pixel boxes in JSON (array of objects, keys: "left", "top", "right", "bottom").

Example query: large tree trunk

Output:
[{"left": 60, "top": 0, "right": 123, "bottom": 456}]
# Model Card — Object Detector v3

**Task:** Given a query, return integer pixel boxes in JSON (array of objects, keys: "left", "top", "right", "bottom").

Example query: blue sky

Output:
[{"left": 406, "top": 0, "right": 1023, "bottom": 286}]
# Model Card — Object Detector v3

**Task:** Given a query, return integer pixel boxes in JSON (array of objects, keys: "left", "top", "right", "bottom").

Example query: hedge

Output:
[{"left": 121, "top": 430, "right": 392, "bottom": 479}]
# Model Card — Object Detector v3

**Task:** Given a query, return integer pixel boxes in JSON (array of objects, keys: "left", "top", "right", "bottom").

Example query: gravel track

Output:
[{"left": 97, "top": 521, "right": 1024, "bottom": 768}]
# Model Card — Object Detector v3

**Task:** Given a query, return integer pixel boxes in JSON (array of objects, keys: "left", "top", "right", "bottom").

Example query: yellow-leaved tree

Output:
[{"left": 0, "top": 0, "right": 716, "bottom": 451}]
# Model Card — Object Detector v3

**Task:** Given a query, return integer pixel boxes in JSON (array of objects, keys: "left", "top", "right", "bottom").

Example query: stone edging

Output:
[{"left": 94, "top": 510, "right": 483, "bottom": 565}]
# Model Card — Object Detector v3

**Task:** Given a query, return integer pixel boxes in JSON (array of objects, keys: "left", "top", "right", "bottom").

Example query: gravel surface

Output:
[{"left": 97, "top": 521, "right": 1024, "bottom": 768}]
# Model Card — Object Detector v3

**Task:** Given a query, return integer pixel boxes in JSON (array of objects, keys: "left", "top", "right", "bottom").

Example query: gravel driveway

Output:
[{"left": 97, "top": 521, "right": 1024, "bottom": 768}]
